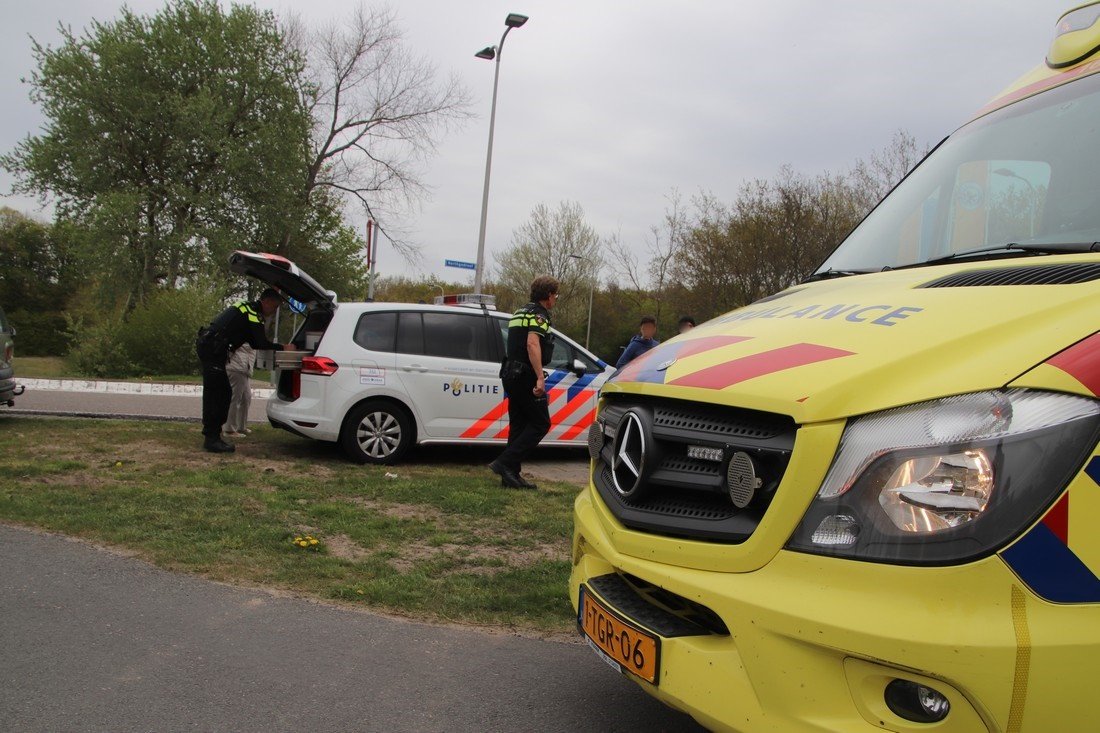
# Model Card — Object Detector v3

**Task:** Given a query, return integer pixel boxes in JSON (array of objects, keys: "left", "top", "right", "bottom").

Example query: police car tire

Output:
[{"left": 340, "top": 400, "right": 414, "bottom": 464}]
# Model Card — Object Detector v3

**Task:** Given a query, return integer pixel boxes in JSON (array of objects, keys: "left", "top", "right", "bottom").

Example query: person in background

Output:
[
  {"left": 223, "top": 341, "right": 256, "bottom": 438},
  {"left": 678, "top": 315, "right": 696, "bottom": 334},
  {"left": 490, "top": 275, "right": 560, "bottom": 490},
  {"left": 196, "top": 288, "right": 291, "bottom": 453},
  {"left": 615, "top": 315, "right": 660, "bottom": 369}
]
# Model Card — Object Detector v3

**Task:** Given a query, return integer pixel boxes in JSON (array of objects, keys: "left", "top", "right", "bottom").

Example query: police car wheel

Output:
[{"left": 340, "top": 401, "right": 413, "bottom": 464}]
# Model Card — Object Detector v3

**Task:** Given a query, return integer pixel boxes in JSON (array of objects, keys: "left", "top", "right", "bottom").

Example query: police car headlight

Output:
[{"left": 786, "top": 390, "right": 1100, "bottom": 564}]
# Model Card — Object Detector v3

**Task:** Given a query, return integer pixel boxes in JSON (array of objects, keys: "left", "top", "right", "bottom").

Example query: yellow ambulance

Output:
[{"left": 571, "top": 4, "right": 1100, "bottom": 731}]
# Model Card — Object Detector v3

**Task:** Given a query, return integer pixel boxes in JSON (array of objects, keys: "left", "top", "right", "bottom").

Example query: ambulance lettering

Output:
[{"left": 719, "top": 303, "right": 924, "bottom": 326}]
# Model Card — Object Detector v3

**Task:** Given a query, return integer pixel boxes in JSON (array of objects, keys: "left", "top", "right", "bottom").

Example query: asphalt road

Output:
[{"left": 0, "top": 523, "right": 704, "bottom": 732}]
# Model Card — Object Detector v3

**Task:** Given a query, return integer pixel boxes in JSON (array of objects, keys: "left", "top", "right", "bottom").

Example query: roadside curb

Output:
[{"left": 18, "top": 377, "right": 275, "bottom": 399}]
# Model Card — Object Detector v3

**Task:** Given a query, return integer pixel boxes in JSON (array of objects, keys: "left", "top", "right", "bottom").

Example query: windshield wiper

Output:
[
  {"left": 894, "top": 241, "right": 1100, "bottom": 270},
  {"left": 803, "top": 267, "right": 881, "bottom": 282}
]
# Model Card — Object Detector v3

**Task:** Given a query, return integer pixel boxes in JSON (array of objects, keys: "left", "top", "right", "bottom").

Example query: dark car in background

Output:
[{"left": 0, "top": 305, "right": 23, "bottom": 406}]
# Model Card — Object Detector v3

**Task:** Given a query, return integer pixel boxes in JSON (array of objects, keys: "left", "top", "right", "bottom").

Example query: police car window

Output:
[
  {"left": 547, "top": 336, "right": 573, "bottom": 370},
  {"left": 353, "top": 312, "right": 396, "bottom": 352},
  {"left": 422, "top": 312, "right": 495, "bottom": 362},
  {"left": 396, "top": 312, "right": 424, "bottom": 355}
]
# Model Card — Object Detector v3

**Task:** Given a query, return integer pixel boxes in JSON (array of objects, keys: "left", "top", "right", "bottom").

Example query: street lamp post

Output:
[
  {"left": 569, "top": 254, "right": 594, "bottom": 350},
  {"left": 473, "top": 12, "right": 528, "bottom": 295}
]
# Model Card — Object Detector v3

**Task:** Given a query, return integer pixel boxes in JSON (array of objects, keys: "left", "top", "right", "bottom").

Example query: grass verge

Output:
[{"left": 0, "top": 417, "right": 582, "bottom": 632}]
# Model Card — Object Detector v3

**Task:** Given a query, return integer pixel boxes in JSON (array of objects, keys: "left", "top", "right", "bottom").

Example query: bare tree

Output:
[
  {"left": 293, "top": 5, "right": 472, "bottom": 257},
  {"left": 495, "top": 201, "right": 603, "bottom": 338},
  {"left": 849, "top": 129, "right": 926, "bottom": 212},
  {"left": 607, "top": 192, "right": 685, "bottom": 323}
]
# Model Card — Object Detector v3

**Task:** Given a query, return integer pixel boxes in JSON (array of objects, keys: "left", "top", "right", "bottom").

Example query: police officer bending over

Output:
[
  {"left": 490, "top": 275, "right": 560, "bottom": 489},
  {"left": 196, "top": 288, "right": 292, "bottom": 453}
]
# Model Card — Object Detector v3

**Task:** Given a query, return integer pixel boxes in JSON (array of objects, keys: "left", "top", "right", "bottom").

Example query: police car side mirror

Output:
[{"left": 572, "top": 359, "right": 587, "bottom": 378}]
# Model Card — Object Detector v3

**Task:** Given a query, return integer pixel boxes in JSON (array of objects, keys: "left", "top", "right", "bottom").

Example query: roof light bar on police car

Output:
[{"left": 432, "top": 293, "right": 497, "bottom": 308}]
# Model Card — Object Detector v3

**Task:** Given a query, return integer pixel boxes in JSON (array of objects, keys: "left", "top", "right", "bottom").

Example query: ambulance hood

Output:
[{"left": 605, "top": 256, "right": 1100, "bottom": 423}]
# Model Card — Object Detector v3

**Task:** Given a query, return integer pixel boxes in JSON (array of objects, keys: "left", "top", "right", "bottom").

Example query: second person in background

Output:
[{"left": 615, "top": 315, "right": 660, "bottom": 369}]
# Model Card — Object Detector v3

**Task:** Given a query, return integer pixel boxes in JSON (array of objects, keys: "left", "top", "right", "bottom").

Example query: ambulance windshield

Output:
[{"left": 817, "top": 71, "right": 1100, "bottom": 273}]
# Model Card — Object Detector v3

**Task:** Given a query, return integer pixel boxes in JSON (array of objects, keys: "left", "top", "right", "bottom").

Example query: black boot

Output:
[
  {"left": 489, "top": 459, "right": 533, "bottom": 489},
  {"left": 204, "top": 437, "right": 236, "bottom": 453}
]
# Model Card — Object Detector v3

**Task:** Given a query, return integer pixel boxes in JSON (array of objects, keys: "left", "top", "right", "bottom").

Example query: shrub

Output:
[
  {"left": 67, "top": 318, "right": 135, "bottom": 378},
  {"left": 116, "top": 287, "right": 223, "bottom": 376},
  {"left": 66, "top": 287, "right": 223, "bottom": 378}
]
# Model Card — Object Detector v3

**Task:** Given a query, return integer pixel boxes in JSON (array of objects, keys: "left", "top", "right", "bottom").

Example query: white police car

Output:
[{"left": 230, "top": 250, "right": 613, "bottom": 463}]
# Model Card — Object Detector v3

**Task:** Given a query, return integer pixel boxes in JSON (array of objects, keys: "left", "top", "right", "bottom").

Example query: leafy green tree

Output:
[
  {"left": 0, "top": 208, "right": 81, "bottom": 354},
  {"left": 2, "top": 0, "right": 315, "bottom": 307}
]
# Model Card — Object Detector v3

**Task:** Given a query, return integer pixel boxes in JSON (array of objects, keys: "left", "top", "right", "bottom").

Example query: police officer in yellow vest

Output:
[
  {"left": 196, "top": 288, "right": 291, "bottom": 453},
  {"left": 490, "top": 275, "right": 560, "bottom": 489}
]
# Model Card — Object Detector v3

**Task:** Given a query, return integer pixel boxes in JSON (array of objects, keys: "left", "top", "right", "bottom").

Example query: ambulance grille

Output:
[
  {"left": 652, "top": 407, "right": 787, "bottom": 440},
  {"left": 920, "top": 262, "right": 1100, "bottom": 288},
  {"left": 593, "top": 395, "right": 796, "bottom": 543}
]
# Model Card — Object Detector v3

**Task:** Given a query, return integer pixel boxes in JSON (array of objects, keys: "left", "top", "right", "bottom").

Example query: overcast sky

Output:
[{"left": 0, "top": 0, "right": 1074, "bottom": 285}]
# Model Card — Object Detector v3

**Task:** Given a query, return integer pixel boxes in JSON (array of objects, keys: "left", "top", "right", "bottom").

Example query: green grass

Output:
[
  {"left": 0, "top": 417, "right": 581, "bottom": 631},
  {"left": 16, "top": 355, "right": 271, "bottom": 385},
  {"left": 16, "top": 356, "right": 69, "bottom": 378}
]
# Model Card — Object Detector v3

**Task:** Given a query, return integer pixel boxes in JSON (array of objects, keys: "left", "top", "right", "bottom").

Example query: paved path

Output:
[
  {"left": 0, "top": 523, "right": 703, "bottom": 732},
  {"left": 12, "top": 379, "right": 270, "bottom": 423}
]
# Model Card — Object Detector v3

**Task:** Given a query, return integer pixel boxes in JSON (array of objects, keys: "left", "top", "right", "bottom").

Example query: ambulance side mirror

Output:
[{"left": 572, "top": 359, "right": 587, "bottom": 378}]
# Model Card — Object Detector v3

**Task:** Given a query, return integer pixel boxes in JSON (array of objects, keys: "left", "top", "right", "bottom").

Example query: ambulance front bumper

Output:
[{"left": 569, "top": 486, "right": 1100, "bottom": 733}]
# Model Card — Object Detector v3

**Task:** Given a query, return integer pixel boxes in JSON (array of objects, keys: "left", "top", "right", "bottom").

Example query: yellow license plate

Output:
[{"left": 579, "top": 586, "right": 660, "bottom": 685}]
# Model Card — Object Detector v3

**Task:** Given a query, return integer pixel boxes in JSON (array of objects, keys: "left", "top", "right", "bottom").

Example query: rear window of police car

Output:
[{"left": 354, "top": 311, "right": 497, "bottom": 361}]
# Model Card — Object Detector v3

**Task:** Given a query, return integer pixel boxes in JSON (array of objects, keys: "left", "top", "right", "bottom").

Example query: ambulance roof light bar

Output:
[{"left": 1048, "top": 1, "right": 1100, "bottom": 68}]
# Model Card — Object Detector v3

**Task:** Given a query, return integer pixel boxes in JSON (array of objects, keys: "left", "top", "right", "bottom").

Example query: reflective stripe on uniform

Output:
[
  {"left": 236, "top": 302, "right": 262, "bottom": 324},
  {"left": 508, "top": 313, "right": 550, "bottom": 333}
]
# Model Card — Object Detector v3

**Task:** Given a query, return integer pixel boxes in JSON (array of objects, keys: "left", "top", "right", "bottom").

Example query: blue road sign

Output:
[
  {"left": 287, "top": 297, "right": 307, "bottom": 314},
  {"left": 445, "top": 259, "right": 477, "bottom": 270}
]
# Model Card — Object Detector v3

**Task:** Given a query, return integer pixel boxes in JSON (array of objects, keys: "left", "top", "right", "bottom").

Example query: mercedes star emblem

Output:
[{"left": 611, "top": 412, "right": 646, "bottom": 497}]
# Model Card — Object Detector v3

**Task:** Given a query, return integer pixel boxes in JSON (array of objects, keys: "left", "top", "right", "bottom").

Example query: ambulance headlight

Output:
[{"left": 786, "top": 390, "right": 1100, "bottom": 564}]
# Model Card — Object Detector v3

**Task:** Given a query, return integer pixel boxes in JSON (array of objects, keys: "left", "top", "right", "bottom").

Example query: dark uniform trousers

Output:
[
  {"left": 496, "top": 363, "right": 550, "bottom": 473},
  {"left": 200, "top": 360, "right": 232, "bottom": 438}
]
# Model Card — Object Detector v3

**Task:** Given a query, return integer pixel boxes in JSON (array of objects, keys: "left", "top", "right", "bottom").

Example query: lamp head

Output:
[
  {"left": 475, "top": 46, "right": 496, "bottom": 60},
  {"left": 505, "top": 13, "right": 528, "bottom": 28}
]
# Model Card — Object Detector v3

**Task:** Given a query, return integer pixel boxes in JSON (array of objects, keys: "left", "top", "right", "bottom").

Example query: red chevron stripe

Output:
[
  {"left": 548, "top": 389, "right": 593, "bottom": 428},
  {"left": 1043, "top": 492, "right": 1070, "bottom": 545},
  {"left": 561, "top": 408, "right": 597, "bottom": 441},
  {"left": 461, "top": 399, "right": 510, "bottom": 439},
  {"left": 668, "top": 342, "right": 854, "bottom": 390},
  {"left": 492, "top": 387, "right": 572, "bottom": 440},
  {"left": 1048, "top": 332, "right": 1100, "bottom": 396}
]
